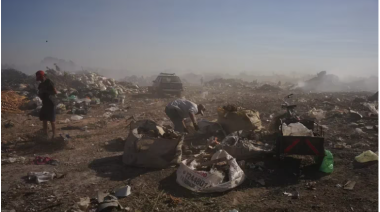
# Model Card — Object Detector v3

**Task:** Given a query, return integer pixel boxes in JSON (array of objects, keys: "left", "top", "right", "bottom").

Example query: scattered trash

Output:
[
  {"left": 282, "top": 122, "right": 313, "bottom": 136},
  {"left": 103, "top": 112, "right": 112, "bottom": 118},
  {"left": 319, "top": 150, "right": 333, "bottom": 173},
  {"left": 333, "top": 142, "right": 351, "bottom": 149},
  {"left": 217, "top": 107, "right": 262, "bottom": 134},
  {"left": 77, "top": 197, "right": 90, "bottom": 211},
  {"left": 58, "top": 119, "right": 70, "bottom": 124},
  {"left": 114, "top": 185, "right": 131, "bottom": 198},
  {"left": 168, "top": 195, "right": 182, "bottom": 205},
  {"left": 283, "top": 191, "right": 300, "bottom": 199},
  {"left": 351, "top": 143, "right": 370, "bottom": 148},
  {"left": 348, "top": 123, "right": 359, "bottom": 127},
  {"left": 306, "top": 182, "right": 317, "bottom": 190},
  {"left": 60, "top": 134, "right": 71, "bottom": 141},
  {"left": 336, "top": 184, "right": 342, "bottom": 188},
  {"left": 349, "top": 110, "right": 363, "bottom": 121},
  {"left": 176, "top": 150, "right": 245, "bottom": 193},
  {"left": 298, "top": 98, "right": 307, "bottom": 103},
  {"left": 216, "top": 131, "right": 271, "bottom": 160},
  {"left": 27, "top": 171, "right": 56, "bottom": 184},
  {"left": 33, "top": 156, "right": 60, "bottom": 166},
  {"left": 355, "top": 128, "right": 366, "bottom": 135},
  {"left": 308, "top": 108, "right": 326, "bottom": 120},
  {"left": 56, "top": 103, "right": 66, "bottom": 113},
  {"left": 97, "top": 195, "right": 123, "bottom": 212},
  {"left": 363, "top": 102, "right": 378, "bottom": 115},
  {"left": 122, "top": 120, "right": 184, "bottom": 168},
  {"left": 4, "top": 120, "right": 14, "bottom": 128},
  {"left": 105, "top": 106, "right": 119, "bottom": 112},
  {"left": 355, "top": 150, "right": 378, "bottom": 163},
  {"left": 95, "top": 191, "right": 108, "bottom": 204},
  {"left": 228, "top": 209, "right": 239, "bottom": 212},
  {"left": 70, "top": 115, "right": 83, "bottom": 121},
  {"left": 343, "top": 181, "right": 356, "bottom": 190},
  {"left": 81, "top": 126, "right": 89, "bottom": 132},
  {"left": 1, "top": 156, "right": 25, "bottom": 164}
]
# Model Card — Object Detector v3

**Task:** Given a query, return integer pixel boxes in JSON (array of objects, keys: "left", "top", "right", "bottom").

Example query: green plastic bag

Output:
[{"left": 319, "top": 150, "right": 334, "bottom": 173}]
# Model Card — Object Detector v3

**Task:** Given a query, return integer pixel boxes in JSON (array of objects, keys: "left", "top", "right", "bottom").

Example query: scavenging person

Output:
[
  {"left": 165, "top": 99, "right": 206, "bottom": 133},
  {"left": 36, "top": 70, "right": 57, "bottom": 139}
]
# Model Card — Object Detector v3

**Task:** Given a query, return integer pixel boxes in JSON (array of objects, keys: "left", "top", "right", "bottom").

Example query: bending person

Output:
[{"left": 165, "top": 99, "right": 206, "bottom": 133}]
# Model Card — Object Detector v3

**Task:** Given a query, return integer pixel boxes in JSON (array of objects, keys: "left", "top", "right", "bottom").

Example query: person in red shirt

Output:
[{"left": 36, "top": 70, "right": 57, "bottom": 139}]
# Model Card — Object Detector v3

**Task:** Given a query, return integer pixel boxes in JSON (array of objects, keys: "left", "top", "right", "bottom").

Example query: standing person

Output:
[
  {"left": 165, "top": 99, "right": 206, "bottom": 133},
  {"left": 36, "top": 70, "right": 57, "bottom": 139}
]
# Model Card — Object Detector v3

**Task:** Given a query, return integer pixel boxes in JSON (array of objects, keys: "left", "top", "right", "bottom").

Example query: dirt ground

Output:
[{"left": 1, "top": 86, "right": 378, "bottom": 212}]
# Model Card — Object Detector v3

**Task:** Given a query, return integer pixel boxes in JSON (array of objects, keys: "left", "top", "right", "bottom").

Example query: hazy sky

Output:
[{"left": 2, "top": 0, "right": 378, "bottom": 76}]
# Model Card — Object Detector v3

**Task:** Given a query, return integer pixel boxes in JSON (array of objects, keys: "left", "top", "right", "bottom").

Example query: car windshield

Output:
[{"left": 160, "top": 76, "right": 181, "bottom": 83}]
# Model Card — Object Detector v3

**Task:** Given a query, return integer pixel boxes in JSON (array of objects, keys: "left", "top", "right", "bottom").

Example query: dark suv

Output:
[{"left": 149, "top": 73, "right": 183, "bottom": 97}]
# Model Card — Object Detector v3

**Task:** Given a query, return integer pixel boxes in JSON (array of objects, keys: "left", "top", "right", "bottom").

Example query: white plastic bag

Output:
[
  {"left": 58, "top": 118, "right": 70, "bottom": 124},
  {"left": 363, "top": 103, "right": 378, "bottom": 115},
  {"left": 176, "top": 150, "right": 245, "bottom": 193},
  {"left": 308, "top": 108, "right": 326, "bottom": 120},
  {"left": 103, "top": 112, "right": 112, "bottom": 118},
  {"left": 106, "top": 107, "right": 119, "bottom": 112},
  {"left": 282, "top": 123, "right": 313, "bottom": 136},
  {"left": 33, "top": 97, "right": 42, "bottom": 107},
  {"left": 71, "top": 115, "right": 83, "bottom": 121}
]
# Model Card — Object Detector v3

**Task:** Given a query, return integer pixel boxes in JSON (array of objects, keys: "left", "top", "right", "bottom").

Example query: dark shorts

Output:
[
  {"left": 165, "top": 106, "right": 184, "bottom": 132},
  {"left": 40, "top": 101, "right": 56, "bottom": 122}
]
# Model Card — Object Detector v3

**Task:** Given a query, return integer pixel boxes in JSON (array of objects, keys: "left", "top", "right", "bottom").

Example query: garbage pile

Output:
[
  {"left": 176, "top": 150, "right": 245, "bottom": 193},
  {"left": 215, "top": 130, "right": 272, "bottom": 159},
  {"left": 217, "top": 104, "right": 263, "bottom": 134},
  {"left": 1, "top": 68, "right": 146, "bottom": 113},
  {"left": 122, "top": 119, "right": 184, "bottom": 169},
  {"left": 1, "top": 91, "right": 29, "bottom": 113},
  {"left": 47, "top": 70, "right": 141, "bottom": 95},
  {"left": 1, "top": 69, "right": 35, "bottom": 90}
]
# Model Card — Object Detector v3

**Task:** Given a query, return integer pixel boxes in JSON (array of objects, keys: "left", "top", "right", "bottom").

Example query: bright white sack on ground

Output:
[{"left": 176, "top": 150, "right": 245, "bottom": 193}]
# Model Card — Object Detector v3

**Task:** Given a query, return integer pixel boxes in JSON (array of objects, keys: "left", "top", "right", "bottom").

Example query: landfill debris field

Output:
[{"left": 1, "top": 69, "right": 378, "bottom": 212}]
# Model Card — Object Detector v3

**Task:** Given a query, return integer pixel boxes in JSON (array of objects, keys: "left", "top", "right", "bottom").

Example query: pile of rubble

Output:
[
  {"left": 1, "top": 69, "right": 35, "bottom": 91},
  {"left": 1, "top": 68, "right": 145, "bottom": 105},
  {"left": 2, "top": 68, "right": 142, "bottom": 93}
]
